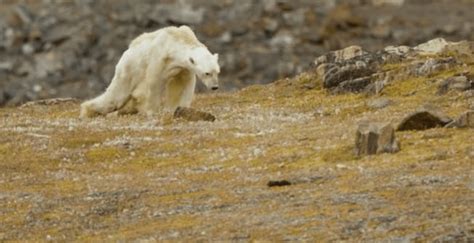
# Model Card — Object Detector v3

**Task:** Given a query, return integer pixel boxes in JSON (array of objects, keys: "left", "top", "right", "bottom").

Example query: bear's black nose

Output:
[{"left": 211, "top": 86, "right": 219, "bottom": 90}]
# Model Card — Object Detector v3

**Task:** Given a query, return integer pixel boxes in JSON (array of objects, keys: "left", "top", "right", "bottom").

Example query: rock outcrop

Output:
[{"left": 314, "top": 38, "right": 474, "bottom": 94}]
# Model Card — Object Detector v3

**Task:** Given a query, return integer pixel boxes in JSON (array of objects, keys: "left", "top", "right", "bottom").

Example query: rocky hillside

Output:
[
  {"left": 0, "top": 38, "right": 473, "bottom": 241},
  {"left": 1, "top": 0, "right": 474, "bottom": 106}
]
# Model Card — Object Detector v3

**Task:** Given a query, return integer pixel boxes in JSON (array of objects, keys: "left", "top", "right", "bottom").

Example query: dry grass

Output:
[{"left": 0, "top": 64, "right": 473, "bottom": 241}]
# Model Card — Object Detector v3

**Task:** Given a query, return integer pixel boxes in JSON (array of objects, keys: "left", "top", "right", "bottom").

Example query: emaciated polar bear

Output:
[{"left": 80, "top": 25, "right": 220, "bottom": 118}]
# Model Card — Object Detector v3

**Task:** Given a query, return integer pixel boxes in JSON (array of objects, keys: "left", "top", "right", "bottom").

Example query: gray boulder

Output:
[
  {"left": 355, "top": 122, "right": 400, "bottom": 156},
  {"left": 437, "top": 75, "right": 473, "bottom": 95}
]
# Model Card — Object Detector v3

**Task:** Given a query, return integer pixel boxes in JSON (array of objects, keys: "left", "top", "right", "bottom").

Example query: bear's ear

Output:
[
  {"left": 214, "top": 53, "right": 219, "bottom": 60},
  {"left": 189, "top": 57, "right": 195, "bottom": 65}
]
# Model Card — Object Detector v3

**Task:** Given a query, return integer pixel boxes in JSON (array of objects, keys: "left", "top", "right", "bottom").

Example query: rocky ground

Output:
[
  {"left": 1, "top": 0, "right": 474, "bottom": 106},
  {"left": 0, "top": 38, "right": 473, "bottom": 241}
]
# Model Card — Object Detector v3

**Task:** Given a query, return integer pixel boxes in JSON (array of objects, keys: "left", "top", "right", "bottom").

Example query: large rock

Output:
[
  {"left": 355, "top": 122, "right": 400, "bottom": 156},
  {"left": 414, "top": 38, "right": 474, "bottom": 56},
  {"left": 314, "top": 45, "right": 368, "bottom": 67},
  {"left": 437, "top": 75, "right": 473, "bottom": 95},
  {"left": 397, "top": 109, "right": 452, "bottom": 131},
  {"left": 415, "top": 57, "right": 459, "bottom": 76},
  {"left": 315, "top": 47, "right": 387, "bottom": 92}
]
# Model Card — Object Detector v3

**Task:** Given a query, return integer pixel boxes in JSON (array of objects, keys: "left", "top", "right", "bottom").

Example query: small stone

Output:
[
  {"left": 436, "top": 75, "right": 472, "bottom": 95},
  {"left": 20, "top": 98, "right": 79, "bottom": 108},
  {"left": 397, "top": 109, "right": 452, "bottom": 131},
  {"left": 414, "top": 38, "right": 450, "bottom": 55},
  {"left": 367, "top": 98, "right": 392, "bottom": 109},
  {"left": 13, "top": 5, "right": 33, "bottom": 26},
  {"left": 173, "top": 107, "right": 216, "bottom": 122},
  {"left": 314, "top": 107, "right": 331, "bottom": 117},
  {"left": 314, "top": 45, "right": 368, "bottom": 67},
  {"left": 261, "top": 17, "right": 279, "bottom": 33},
  {"left": 267, "top": 180, "right": 292, "bottom": 187},
  {"left": 33, "top": 84, "right": 42, "bottom": 93},
  {"left": 384, "top": 45, "right": 411, "bottom": 56},
  {"left": 218, "top": 32, "right": 232, "bottom": 43},
  {"left": 270, "top": 31, "right": 294, "bottom": 50},
  {"left": 371, "top": 0, "right": 405, "bottom": 6},
  {"left": 416, "top": 58, "right": 458, "bottom": 77},
  {"left": 0, "top": 61, "right": 14, "bottom": 72},
  {"left": 154, "top": 4, "right": 205, "bottom": 25},
  {"left": 283, "top": 9, "right": 305, "bottom": 27},
  {"left": 445, "top": 110, "right": 474, "bottom": 128},
  {"left": 355, "top": 122, "right": 400, "bottom": 156},
  {"left": 34, "top": 52, "right": 64, "bottom": 78},
  {"left": 22, "top": 43, "right": 35, "bottom": 55},
  {"left": 44, "top": 25, "right": 72, "bottom": 45}
]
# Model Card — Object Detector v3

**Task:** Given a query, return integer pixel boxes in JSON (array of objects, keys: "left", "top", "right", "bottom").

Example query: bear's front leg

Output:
[
  {"left": 80, "top": 64, "right": 135, "bottom": 118},
  {"left": 163, "top": 70, "right": 196, "bottom": 111},
  {"left": 140, "top": 77, "right": 167, "bottom": 116},
  {"left": 177, "top": 75, "right": 196, "bottom": 108}
]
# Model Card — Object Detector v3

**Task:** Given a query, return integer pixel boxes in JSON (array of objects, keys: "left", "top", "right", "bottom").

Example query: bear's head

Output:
[{"left": 188, "top": 47, "right": 220, "bottom": 90}]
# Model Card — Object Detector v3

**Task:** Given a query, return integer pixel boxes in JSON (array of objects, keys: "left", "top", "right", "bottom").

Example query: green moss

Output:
[
  {"left": 381, "top": 62, "right": 409, "bottom": 72},
  {"left": 85, "top": 147, "right": 128, "bottom": 163},
  {"left": 320, "top": 144, "right": 357, "bottom": 163}
]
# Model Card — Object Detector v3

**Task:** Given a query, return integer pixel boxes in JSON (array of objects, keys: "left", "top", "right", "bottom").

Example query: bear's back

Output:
[
  {"left": 165, "top": 26, "right": 202, "bottom": 47},
  {"left": 129, "top": 32, "right": 155, "bottom": 48},
  {"left": 129, "top": 26, "right": 202, "bottom": 49}
]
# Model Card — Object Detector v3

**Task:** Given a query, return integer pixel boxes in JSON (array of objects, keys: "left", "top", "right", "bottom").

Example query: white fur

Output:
[{"left": 80, "top": 25, "right": 220, "bottom": 118}]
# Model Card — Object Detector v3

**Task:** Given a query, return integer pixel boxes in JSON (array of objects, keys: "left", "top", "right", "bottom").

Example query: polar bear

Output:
[{"left": 80, "top": 25, "right": 220, "bottom": 118}]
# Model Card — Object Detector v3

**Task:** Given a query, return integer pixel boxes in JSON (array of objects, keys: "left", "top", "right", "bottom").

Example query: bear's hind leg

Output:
[
  {"left": 117, "top": 97, "right": 139, "bottom": 115},
  {"left": 80, "top": 76, "right": 133, "bottom": 118},
  {"left": 80, "top": 92, "right": 125, "bottom": 118}
]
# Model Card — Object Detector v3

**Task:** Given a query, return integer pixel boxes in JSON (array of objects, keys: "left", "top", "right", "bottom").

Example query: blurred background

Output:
[{"left": 0, "top": 0, "right": 473, "bottom": 106}]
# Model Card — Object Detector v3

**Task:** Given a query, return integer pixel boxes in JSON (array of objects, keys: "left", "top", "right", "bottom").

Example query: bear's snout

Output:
[{"left": 211, "top": 86, "right": 219, "bottom": 90}]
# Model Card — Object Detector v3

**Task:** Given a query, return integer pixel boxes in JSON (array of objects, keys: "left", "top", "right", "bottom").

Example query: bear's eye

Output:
[{"left": 205, "top": 72, "right": 211, "bottom": 76}]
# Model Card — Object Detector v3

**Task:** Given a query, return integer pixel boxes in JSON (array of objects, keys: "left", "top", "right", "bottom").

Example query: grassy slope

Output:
[{"left": 0, "top": 63, "right": 473, "bottom": 241}]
